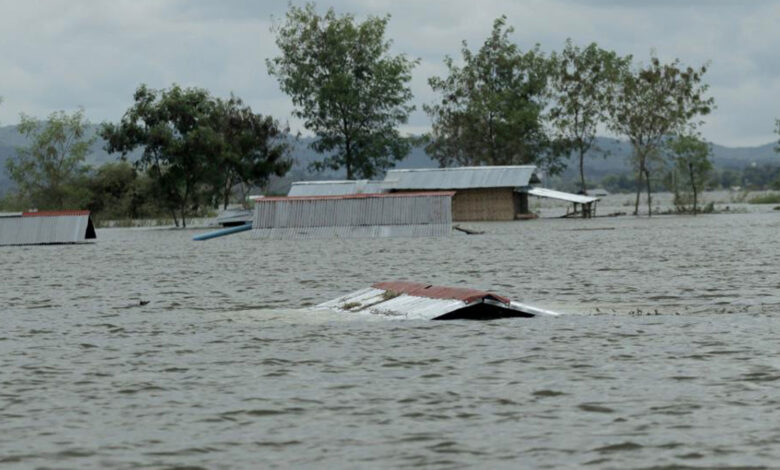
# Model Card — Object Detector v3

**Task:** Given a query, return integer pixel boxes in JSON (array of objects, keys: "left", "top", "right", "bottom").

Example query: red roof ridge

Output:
[
  {"left": 256, "top": 191, "right": 456, "bottom": 202},
  {"left": 22, "top": 210, "right": 91, "bottom": 217},
  {"left": 372, "top": 281, "right": 511, "bottom": 305}
]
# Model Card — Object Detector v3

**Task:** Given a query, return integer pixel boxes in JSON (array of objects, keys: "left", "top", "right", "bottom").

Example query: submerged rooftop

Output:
[{"left": 382, "top": 165, "right": 540, "bottom": 190}]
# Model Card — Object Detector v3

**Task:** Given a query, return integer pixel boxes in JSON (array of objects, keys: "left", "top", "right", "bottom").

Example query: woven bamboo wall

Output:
[{"left": 452, "top": 188, "right": 516, "bottom": 221}]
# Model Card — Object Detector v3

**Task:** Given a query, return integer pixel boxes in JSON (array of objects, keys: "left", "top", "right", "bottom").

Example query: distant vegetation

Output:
[
  {"left": 101, "top": 85, "right": 290, "bottom": 227},
  {"left": 748, "top": 193, "right": 780, "bottom": 204},
  {"left": 2, "top": 88, "right": 291, "bottom": 227},
  {"left": 2, "top": 2, "right": 780, "bottom": 223}
]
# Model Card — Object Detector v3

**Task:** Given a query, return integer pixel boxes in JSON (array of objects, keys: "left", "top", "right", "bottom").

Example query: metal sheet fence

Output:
[
  {"left": 0, "top": 214, "right": 93, "bottom": 246},
  {"left": 252, "top": 193, "right": 452, "bottom": 239}
]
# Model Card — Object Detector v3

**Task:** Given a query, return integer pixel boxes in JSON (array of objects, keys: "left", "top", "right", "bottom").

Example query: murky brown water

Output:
[{"left": 2, "top": 206, "right": 779, "bottom": 468}]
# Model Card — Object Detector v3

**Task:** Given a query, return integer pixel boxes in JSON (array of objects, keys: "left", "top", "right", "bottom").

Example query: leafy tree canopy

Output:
[
  {"left": 607, "top": 56, "right": 714, "bottom": 215},
  {"left": 212, "top": 95, "right": 291, "bottom": 209},
  {"left": 775, "top": 119, "right": 780, "bottom": 153},
  {"left": 267, "top": 3, "right": 417, "bottom": 179},
  {"left": 101, "top": 84, "right": 290, "bottom": 227},
  {"left": 666, "top": 134, "right": 712, "bottom": 214},
  {"left": 548, "top": 40, "right": 631, "bottom": 193},
  {"left": 424, "top": 16, "right": 564, "bottom": 173},
  {"left": 6, "top": 109, "right": 94, "bottom": 210}
]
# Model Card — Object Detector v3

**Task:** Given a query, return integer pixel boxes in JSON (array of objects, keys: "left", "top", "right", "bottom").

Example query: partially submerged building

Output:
[
  {"left": 252, "top": 192, "right": 453, "bottom": 239},
  {"left": 382, "top": 166, "right": 541, "bottom": 221},
  {"left": 279, "top": 165, "right": 602, "bottom": 224},
  {"left": 288, "top": 180, "right": 384, "bottom": 197},
  {"left": 317, "top": 281, "right": 561, "bottom": 320},
  {"left": 525, "top": 187, "right": 601, "bottom": 218},
  {"left": 0, "top": 210, "right": 96, "bottom": 246}
]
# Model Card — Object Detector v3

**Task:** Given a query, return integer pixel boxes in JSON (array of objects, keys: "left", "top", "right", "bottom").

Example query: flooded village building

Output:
[
  {"left": 0, "top": 210, "right": 96, "bottom": 246},
  {"left": 252, "top": 192, "right": 454, "bottom": 239},
  {"left": 283, "top": 166, "right": 600, "bottom": 224},
  {"left": 381, "top": 166, "right": 541, "bottom": 222}
]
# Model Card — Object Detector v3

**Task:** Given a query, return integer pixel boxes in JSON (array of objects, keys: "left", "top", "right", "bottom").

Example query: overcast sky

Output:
[{"left": 1, "top": 0, "right": 778, "bottom": 147}]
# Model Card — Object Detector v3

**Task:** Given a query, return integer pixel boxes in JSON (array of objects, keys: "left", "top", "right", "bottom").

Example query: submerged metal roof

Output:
[
  {"left": 382, "top": 166, "right": 538, "bottom": 190},
  {"left": 288, "top": 180, "right": 384, "bottom": 197},
  {"left": 0, "top": 211, "right": 96, "bottom": 246},
  {"left": 525, "top": 187, "right": 600, "bottom": 204},
  {"left": 252, "top": 192, "right": 454, "bottom": 239},
  {"left": 316, "top": 281, "right": 561, "bottom": 320}
]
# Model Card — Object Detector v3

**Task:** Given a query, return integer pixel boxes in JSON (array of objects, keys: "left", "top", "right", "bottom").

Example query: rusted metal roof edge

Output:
[
  {"left": 372, "top": 281, "right": 511, "bottom": 305},
  {"left": 256, "top": 191, "right": 456, "bottom": 202},
  {"left": 22, "top": 210, "right": 91, "bottom": 217}
]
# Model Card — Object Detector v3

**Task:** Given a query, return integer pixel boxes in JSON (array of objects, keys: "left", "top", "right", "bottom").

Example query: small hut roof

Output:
[{"left": 382, "top": 166, "right": 539, "bottom": 190}]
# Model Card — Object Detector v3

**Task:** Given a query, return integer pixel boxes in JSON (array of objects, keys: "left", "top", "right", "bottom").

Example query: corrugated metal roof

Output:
[
  {"left": 21, "top": 210, "right": 91, "bottom": 217},
  {"left": 288, "top": 180, "right": 384, "bottom": 197},
  {"left": 382, "top": 166, "right": 538, "bottom": 190},
  {"left": 0, "top": 211, "right": 96, "bottom": 246},
  {"left": 215, "top": 208, "right": 253, "bottom": 226},
  {"left": 258, "top": 191, "right": 454, "bottom": 202},
  {"left": 316, "top": 282, "right": 561, "bottom": 320},
  {"left": 372, "top": 281, "right": 511, "bottom": 305},
  {"left": 252, "top": 192, "right": 453, "bottom": 239},
  {"left": 525, "top": 187, "right": 600, "bottom": 204}
]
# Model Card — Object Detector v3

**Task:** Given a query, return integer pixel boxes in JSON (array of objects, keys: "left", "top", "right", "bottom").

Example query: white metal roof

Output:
[
  {"left": 0, "top": 211, "right": 96, "bottom": 246},
  {"left": 315, "top": 284, "right": 560, "bottom": 320},
  {"left": 525, "top": 187, "right": 600, "bottom": 204},
  {"left": 316, "top": 287, "right": 466, "bottom": 320},
  {"left": 382, "top": 166, "right": 538, "bottom": 190},
  {"left": 287, "top": 180, "right": 384, "bottom": 197}
]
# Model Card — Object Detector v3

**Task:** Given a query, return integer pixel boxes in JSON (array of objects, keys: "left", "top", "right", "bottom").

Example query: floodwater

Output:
[{"left": 2, "top": 201, "right": 780, "bottom": 468}]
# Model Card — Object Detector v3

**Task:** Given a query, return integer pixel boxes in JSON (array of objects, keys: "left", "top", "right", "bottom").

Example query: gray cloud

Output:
[{"left": 0, "top": 0, "right": 778, "bottom": 146}]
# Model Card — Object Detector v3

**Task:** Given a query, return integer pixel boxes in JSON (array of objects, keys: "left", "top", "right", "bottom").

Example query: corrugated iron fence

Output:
[
  {"left": 0, "top": 211, "right": 96, "bottom": 246},
  {"left": 252, "top": 192, "right": 453, "bottom": 239}
]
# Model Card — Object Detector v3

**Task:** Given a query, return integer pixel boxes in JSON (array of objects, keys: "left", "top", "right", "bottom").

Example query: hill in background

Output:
[{"left": 1, "top": 124, "right": 777, "bottom": 196}]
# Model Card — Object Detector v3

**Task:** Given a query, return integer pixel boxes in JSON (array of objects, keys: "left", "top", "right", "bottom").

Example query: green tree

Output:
[
  {"left": 267, "top": 3, "right": 417, "bottom": 179},
  {"left": 101, "top": 85, "right": 220, "bottom": 227},
  {"left": 83, "top": 161, "right": 161, "bottom": 221},
  {"left": 607, "top": 56, "right": 714, "bottom": 216},
  {"left": 776, "top": 119, "right": 780, "bottom": 153},
  {"left": 424, "top": 16, "right": 563, "bottom": 172},
  {"left": 666, "top": 135, "right": 712, "bottom": 214},
  {"left": 548, "top": 40, "right": 630, "bottom": 194},
  {"left": 102, "top": 85, "right": 291, "bottom": 226},
  {"left": 213, "top": 95, "right": 291, "bottom": 209},
  {"left": 6, "top": 109, "right": 94, "bottom": 209}
]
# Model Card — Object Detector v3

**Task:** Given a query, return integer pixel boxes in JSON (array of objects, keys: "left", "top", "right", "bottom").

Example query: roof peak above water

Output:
[
  {"left": 290, "top": 179, "right": 380, "bottom": 185},
  {"left": 386, "top": 165, "right": 537, "bottom": 173},
  {"left": 382, "top": 165, "right": 540, "bottom": 190}
]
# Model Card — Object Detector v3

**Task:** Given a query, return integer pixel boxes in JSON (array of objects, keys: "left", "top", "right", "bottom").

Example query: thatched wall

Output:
[{"left": 452, "top": 188, "right": 517, "bottom": 221}]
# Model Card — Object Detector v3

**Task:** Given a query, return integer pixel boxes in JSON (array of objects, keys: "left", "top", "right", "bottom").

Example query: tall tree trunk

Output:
[
  {"left": 223, "top": 176, "right": 232, "bottom": 210},
  {"left": 644, "top": 167, "right": 652, "bottom": 217},
  {"left": 181, "top": 183, "right": 190, "bottom": 228},
  {"left": 634, "top": 167, "right": 642, "bottom": 216},
  {"left": 689, "top": 163, "right": 697, "bottom": 215},
  {"left": 579, "top": 149, "right": 587, "bottom": 195},
  {"left": 345, "top": 138, "right": 353, "bottom": 180}
]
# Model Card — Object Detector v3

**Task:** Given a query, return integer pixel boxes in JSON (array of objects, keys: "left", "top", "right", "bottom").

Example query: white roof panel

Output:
[
  {"left": 382, "top": 166, "right": 538, "bottom": 190},
  {"left": 526, "top": 187, "right": 600, "bottom": 204},
  {"left": 288, "top": 180, "right": 384, "bottom": 197}
]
